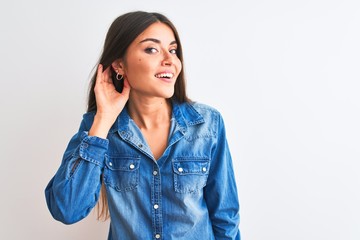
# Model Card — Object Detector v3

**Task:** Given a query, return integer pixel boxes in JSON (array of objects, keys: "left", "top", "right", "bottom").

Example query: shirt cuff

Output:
[{"left": 78, "top": 131, "right": 109, "bottom": 168}]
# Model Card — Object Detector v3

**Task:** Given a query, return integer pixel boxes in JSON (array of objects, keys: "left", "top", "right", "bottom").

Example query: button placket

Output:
[{"left": 152, "top": 164, "right": 162, "bottom": 239}]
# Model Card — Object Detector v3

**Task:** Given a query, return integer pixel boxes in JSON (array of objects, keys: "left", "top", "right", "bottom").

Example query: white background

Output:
[{"left": 1, "top": 0, "right": 359, "bottom": 239}]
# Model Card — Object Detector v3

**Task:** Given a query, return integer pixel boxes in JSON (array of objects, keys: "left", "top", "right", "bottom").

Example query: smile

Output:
[{"left": 155, "top": 72, "right": 174, "bottom": 79}]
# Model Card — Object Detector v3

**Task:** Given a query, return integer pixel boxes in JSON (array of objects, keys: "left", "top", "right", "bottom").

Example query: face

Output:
[{"left": 116, "top": 22, "right": 182, "bottom": 100}]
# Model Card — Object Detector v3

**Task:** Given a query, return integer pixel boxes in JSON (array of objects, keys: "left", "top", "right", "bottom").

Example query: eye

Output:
[
  {"left": 145, "top": 47, "right": 158, "bottom": 54},
  {"left": 169, "top": 49, "right": 177, "bottom": 54}
]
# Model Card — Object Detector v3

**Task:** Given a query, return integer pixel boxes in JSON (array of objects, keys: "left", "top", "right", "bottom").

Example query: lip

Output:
[{"left": 156, "top": 76, "right": 173, "bottom": 83}]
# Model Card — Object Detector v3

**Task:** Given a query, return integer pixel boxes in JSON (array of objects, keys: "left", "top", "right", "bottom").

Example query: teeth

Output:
[{"left": 155, "top": 73, "right": 173, "bottom": 78}]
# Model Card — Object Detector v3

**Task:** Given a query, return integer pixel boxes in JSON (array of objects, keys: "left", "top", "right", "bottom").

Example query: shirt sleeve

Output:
[
  {"left": 45, "top": 115, "right": 108, "bottom": 224},
  {"left": 204, "top": 113, "right": 241, "bottom": 239}
]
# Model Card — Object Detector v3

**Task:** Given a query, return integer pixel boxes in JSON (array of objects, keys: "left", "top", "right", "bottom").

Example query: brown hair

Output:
[{"left": 87, "top": 11, "right": 190, "bottom": 220}]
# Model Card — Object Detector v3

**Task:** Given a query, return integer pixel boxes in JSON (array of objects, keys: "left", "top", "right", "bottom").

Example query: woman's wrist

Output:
[{"left": 88, "top": 114, "right": 115, "bottom": 139}]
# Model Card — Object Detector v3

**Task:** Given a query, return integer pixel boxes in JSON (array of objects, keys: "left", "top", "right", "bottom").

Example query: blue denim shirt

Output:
[{"left": 45, "top": 101, "right": 240, "bottom": 239}]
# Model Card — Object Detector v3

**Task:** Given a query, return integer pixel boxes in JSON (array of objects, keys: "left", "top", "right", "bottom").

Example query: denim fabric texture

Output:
[{"left": 45, "top": 101, "right": 240, "bottom": 240}]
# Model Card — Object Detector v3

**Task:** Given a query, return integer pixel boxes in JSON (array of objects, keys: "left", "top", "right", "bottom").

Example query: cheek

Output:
[
  {"left": 129, "top": 58, "right": 147, "bottom": 74},
  {"left": 126, "top": 58, "right": 153, "bottom": 82},
  {"left": 176, "top": 59, "right": 182, "bottom": 73}
]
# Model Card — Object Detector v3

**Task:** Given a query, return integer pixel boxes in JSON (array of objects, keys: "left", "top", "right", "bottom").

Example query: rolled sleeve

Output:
[{"left": 78, "top": 131, "right": 109, "bottom": 168}]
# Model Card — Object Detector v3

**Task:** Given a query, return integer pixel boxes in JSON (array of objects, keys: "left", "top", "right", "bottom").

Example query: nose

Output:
[{"left": 161, "top": 51, "right": 173, "bottom": 66}]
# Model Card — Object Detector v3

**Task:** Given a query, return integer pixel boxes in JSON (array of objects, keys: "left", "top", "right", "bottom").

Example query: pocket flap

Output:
[
  {"left": 105, "top": 156, "right": 140, "bottom": 171},
  {"left": 173, "top": 160, "right": 209, "bottom": 175}
]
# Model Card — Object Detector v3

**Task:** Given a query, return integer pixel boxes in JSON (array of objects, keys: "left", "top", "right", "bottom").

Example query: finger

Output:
[
  {"left": 96, "top": 64, "right": 113, "bottom": 85},
  {"left": 103, "top": 66, "right": 112, "bottom": 83},
  {"left": 96, "top": 64, "right": 104, "bottom": 84}
]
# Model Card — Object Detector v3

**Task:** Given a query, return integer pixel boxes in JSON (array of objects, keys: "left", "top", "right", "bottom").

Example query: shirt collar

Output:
[{"left": 111, "top": 100, "right": 204, "bottom": 134}]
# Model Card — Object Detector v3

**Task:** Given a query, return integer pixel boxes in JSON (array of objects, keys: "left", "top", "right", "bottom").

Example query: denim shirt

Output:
[{"left": 45, "top": 101, "right": 240, "bottom": 240}]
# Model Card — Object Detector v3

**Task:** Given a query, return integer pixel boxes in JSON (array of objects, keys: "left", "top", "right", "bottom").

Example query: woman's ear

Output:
[{"left": 111, "top": 59, "right": 125, "bottom": 75}]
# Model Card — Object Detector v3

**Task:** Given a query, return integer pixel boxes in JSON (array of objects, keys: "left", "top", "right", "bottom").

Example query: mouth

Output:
[{"left": 154, "top": 72, "right": 174, "bottom": 79}]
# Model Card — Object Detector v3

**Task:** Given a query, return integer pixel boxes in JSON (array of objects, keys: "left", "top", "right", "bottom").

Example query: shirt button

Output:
[
  {"left": 178, "top": 167, "right": 183, "bottom": 173},
  {"left": 138, "top": 143, "right": 143, "bottom": 148},
  {"left": 153, "top": 170, "right": 158, "bottom": 176},
  {"left": 155, "top": 234, "right": 161, "bottom": 239},
  {"left": 129, "top": 164, "right": 135, "bottom": 169},
  {"left": 202, "top": 167, "right": 207, "bottom": 172},
  {"left": 109, "top": 162, "right": 113, "bottom": 167},
  {"left": 154, "top": 204, "right": 159, "bottom": 209}
]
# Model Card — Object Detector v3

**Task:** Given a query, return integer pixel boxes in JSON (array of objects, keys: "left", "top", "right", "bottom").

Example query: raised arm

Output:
[{"left": 45, "top": 64, "right": 130, "bottom": 224}]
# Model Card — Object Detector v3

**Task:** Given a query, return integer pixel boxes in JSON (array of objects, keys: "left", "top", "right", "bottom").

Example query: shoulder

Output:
[
  {"left": 177, "top": 101, "right": 224, "bottom": 127},
  {"left": 188, "top": 101, "right": 223, "bottom": 120},
  {"left": 190, "top": 102, "right": 221, "bottom": 116},
  {"left": 80, "top": 111, "right": 96, "bottom": 130}
]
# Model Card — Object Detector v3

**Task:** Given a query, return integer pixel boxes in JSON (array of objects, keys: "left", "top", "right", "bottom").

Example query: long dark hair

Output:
[{"left": 87, "top": 11, "right": 190, "bottom": 113}]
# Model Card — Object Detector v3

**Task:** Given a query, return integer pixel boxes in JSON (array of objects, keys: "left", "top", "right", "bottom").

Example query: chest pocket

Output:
[
  {"left": 172, "top": 158, "right": 210, "bottom": 194},
  {"left": 104, "top": 155, "right": 140, "bottom": 192}
]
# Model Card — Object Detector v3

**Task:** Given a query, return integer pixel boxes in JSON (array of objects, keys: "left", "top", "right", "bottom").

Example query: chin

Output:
[
  {"left": 156, "top": 88, "right": 174, "bottom": 99},
  {"left": 164, "top": 89, "right": 175, "bottom": 99}
]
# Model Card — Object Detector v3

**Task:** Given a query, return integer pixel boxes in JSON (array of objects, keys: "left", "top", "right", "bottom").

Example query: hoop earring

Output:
[{"left": 116, "top": 73, "right": 124, "bottom": 81}]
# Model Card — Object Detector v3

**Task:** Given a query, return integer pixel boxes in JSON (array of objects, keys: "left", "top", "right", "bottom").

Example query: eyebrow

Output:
[{"left": 139, "top": 38, "right": 177, "bottom": 45}]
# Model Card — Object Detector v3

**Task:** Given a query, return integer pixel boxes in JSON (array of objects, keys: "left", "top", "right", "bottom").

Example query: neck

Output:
[{"left": 127, "top": 97, "right": 172, "bottom": 130}]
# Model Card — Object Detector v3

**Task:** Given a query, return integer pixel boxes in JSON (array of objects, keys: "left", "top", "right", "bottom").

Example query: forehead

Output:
[{"left": 135, "top": 22, "right": 176, "bottom": 44}]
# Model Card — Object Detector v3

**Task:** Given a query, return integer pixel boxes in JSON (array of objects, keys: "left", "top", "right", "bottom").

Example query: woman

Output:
[{"left": 45, "top": 11, "right": 240, "bottom": 240}]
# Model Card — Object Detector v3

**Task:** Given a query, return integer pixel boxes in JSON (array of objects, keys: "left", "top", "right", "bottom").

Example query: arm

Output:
[
  {"left": 45, "top": 65, "right": 131, "bottom": 224},
  {"left": 45, "top": 117, "right": 109, "bottom": 224},
  {"left": 204, "top": 114, "right": 241, "bottom": 239}
]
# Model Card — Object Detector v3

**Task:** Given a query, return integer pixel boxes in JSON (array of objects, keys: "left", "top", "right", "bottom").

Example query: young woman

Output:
[{"left": 45, "top": 11, "right": 240, "bottom": 240}]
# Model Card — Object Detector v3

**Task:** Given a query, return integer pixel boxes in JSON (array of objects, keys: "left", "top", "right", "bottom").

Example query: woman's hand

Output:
[{"left": 89, "top": 64, "right": 131, "bottom": 138}]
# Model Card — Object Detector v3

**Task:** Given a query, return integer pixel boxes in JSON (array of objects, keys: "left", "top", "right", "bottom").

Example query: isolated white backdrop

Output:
[{"left": 1, "top": 0, "right": 359, "bottom": 239}]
